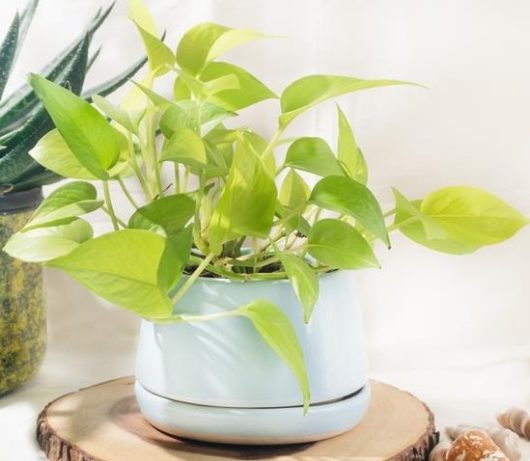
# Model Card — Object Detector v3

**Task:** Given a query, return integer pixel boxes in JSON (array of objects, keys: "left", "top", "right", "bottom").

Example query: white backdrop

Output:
[{"left": 2, "top": 0, "right": 530, "bottom": 372}]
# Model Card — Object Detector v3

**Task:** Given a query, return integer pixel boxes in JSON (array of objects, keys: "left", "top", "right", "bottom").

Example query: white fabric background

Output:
[{"left": 0, "top": 1, "right": 529, "bottom": 459}]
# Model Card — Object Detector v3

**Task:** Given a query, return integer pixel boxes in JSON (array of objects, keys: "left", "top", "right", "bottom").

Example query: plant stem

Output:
[
  {"left": 171, "top": 253, "right": 214, "bottom": 304},
  {"left": 386, "top": 216, "right": 419, "bottom": 233},
  {"left": 149, "top": 308, "right": 243, "bottom": 325},
  {"left": 118, "top": 177, "right": 140, "bottom": 209},
  {"left": 102, "top": 181, "right": 120, "bottom": 231},
  {"left": 182, "top": 166, "right": 190, "bottom": 192},
  {"left": 384, "top": 208, "right": 396, "bottom": 218},
  {"left": 101, "top": 206, "right": 127, "bottom": 228},
  {"left": 262, "top": 126, "right": 286, "bottom": 171},
  {"left": 174, "top": 164, "right": 181, "bottom": 193},
  {"left": 226, "top": 256, "right": 280, "bottom": 269},
  {"left": 126, "top": 131, "right": 152, "bottom": 200}
]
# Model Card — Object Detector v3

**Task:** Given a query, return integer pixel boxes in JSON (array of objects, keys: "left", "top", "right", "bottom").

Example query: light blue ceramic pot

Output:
[{"left": 135, "top": 270, "right": 371, "bottom": 444}]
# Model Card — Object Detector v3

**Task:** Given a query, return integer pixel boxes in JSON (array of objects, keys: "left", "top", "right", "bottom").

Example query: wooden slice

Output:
[{"left": 37, "top": 377, "right": 438, "bottom": 461}]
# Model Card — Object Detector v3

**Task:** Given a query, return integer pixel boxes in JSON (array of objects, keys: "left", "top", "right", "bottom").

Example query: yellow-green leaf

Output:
[
  {"left": 129, "top": 0, "right": 174, "bottom": 76},
  {"left": 308, "top": 219, "right": 379, "bottom": 269},
  {"left": 160, "top": 128, "right": 207, "bottom": 169},
  {"left": 30, "top": 74, "right": 120, "bottom": 179},
  {"left": 285, "top": 137, "right": 344, "bottom": 177},
  {"left": 4, "top": 219, "right": 93, "bottom": 263},
  {"left": 239, "top": 300, "right": 310, "bottom": 412},
  {"left": 176, "top": 22, "right": 264, "bottom": 76},
  {"left": 337, "top": 106, "right": 368, "bottom": 184},
  {"left": 48, "top": 230, "right": 173, "bottom": 317},
  {"left": 310, "top": 175, "right": 389, "bottom": 246},
  {"left": 280, "top": 75, "right": 410, "bottom": 127},
  {"left": 24, "top": 181, "right": 102, "bottom": 230},
  {"left": 421, "top": 187, "right": 528, "bottom": 246},
  {"left": 208, "top": 139, "right": 277, "bottom": 254},
  {"left": 279, "top": 169, "right": 310, "bottom": 211},
  {"left": 278, "top": 254, "right": 319, "bottom": 323},
  {"left": 200, "top": 61, "right": 277, "bottom": 111}
]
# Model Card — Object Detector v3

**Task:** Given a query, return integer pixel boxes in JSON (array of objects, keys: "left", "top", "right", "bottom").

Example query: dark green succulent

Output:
[{"left": 0, "top": 0, "right": 145, "bottom": 194}]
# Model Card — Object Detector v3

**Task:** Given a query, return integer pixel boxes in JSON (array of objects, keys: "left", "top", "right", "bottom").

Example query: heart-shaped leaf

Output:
[
  {"left": 280, "top": 75, "right": 410, "bottom": 127},
  {"left": 30, "top": 74, "right": 120, "bottom": 179},
  {"left": 48, "top": 229, "right": 173, "bottom": 317},
  {"left": 4, "top": 218, "right": 93, "bottom": 263},
  {"left": 308, "top": 219, "right": 379, "bottom": 269},
  {"left": 284, "top": 137, "right": 344, "bottom": 177},
  {"left": 310, "top": 175, "right": 388, "bottom": 246},
  {"left": 337, "top": 106, "right": 368, "bottom": 184},
  {"left": 278, "top": 253, "right": 319, "bottom": 323},
  {"left": 24, "top": 181, "right": 102, "bottom": 230},
  {"left": 239, "top": 300, "right": 310, "bottom": 412}
]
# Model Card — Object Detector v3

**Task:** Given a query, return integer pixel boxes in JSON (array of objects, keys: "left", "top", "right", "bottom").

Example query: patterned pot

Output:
[{"left": 0, "top": 187, "right": 45, "bottom": 395}]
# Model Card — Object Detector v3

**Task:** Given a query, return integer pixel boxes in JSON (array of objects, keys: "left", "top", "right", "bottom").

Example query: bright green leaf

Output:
[
  {"left": 160, "top": 101, "right": 235, "bottom": 139},
  {"left": 279, "top": 169, "right": 310, "bottom": 211},
  {"left": 133, "top": 82, "right": 174, "bottom": 110},
  {"left": 392, "top": 188, "right": 447, "bottom": 240},
  {"left": 337, "top": 106, "right": 368, "bottom": 184},
  {"left": 275, "top": 203, "right": 311, "bottom": 237},
  {"left": 421, "top": 187, "right": 528, "bottom": 246},
  {"left": 128, "top": 0, "right": 157, "bottom": 35},
  {"left": 173, "top": 76, "right": 191, "bottom": 101},
  {"left": 207, "top": 28, "right": 265, "bottom": 62},
  {"left": 24, "top": 181, "right": 102, "bottom": 230},
  {"left": 30, "top": 74, "right": 120, "bottom": 179},
  {"left": 4, "top": 219, "right": 93, "bottom": 263},
  {"left": 208, "top": 139, "right": 277, "bottom": 254},
  {"left": 160, "top": 128, "right": 207, "bottom": 169},
  {"left": 202, "top": 73, "right": 240, "bottom": 96},
  {"left": 93, "top": 95, "right": 140, "bottom": 132},
  {"left": 239, "top": 300, "right": 310, "bottom": 412},
  {"left": 29, "top": 129, "right": 97, "bottom": 180},
  {"left": 160, "top": 103, "right": 197, "bottom": 138},
  {"left": 158, "top": 226, "right": 193, "bottom": 292},
  {"left": 241, "top": 130, "right": 275, "bottom": 177},
  {"left": 176, "top": 22, "right": 264, "bottom": 76},
  {"left": 284, "top": 137, "right": 344, "bottom": 177},
  {"left": 280, "top": 75, "right": 410, "bottom": 127},
  {"left": 129, "top": 194, "right": 195, "bottom": 236},
  {"left": 48, "top": 230, "right": 173, "bottom": 317},
  {"left": 308, "top": 219, "right": 379, "bottom": 269},
  {"left": 310, "top": 175, "right": 389, "bottom": 245},
  {"left": 394, "top": 197, "right": 480, "bottom": 255},
  {"left": 278, "top": 254, "right": 319, "bottom": 323},
  {"left": 200, "top": 61, "right": 277, "bottom": 111},
  {"left": 129, "top": 1, "right": 174, "bottom": 76}
]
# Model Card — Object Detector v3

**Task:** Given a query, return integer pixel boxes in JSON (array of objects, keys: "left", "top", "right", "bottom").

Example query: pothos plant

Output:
[{"left": 4, "top": 1, "right": 528, "bottom": 409}]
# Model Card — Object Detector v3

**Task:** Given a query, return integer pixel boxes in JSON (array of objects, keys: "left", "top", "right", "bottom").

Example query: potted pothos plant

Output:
[
  {"left": 0, "top": 0, "right": 143, "bottom": 396},
  {"left": 5, "top": 0, "right": 528, "bottom": 444}
]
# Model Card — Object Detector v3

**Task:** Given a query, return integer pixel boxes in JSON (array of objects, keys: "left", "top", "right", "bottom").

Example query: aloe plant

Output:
[{"left": 0, "top": 0, "right": 145, "bottom": 194}]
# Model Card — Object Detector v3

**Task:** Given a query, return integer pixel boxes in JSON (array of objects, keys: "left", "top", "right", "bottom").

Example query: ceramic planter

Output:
[
  {"left": 0, "top": 188, "right": 45, "bottom": 395},
  {"left": 135, "top": 270, "right": 370, "bottom": 444}
]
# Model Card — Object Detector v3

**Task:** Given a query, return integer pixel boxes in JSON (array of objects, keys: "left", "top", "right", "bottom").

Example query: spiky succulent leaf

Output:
[
  {"left": 0, "top": 14, "right": 20, "bottom": 100},
  {"left": 0, "top": 5, "right": 109, "bottom": 131},
  {"left": 0, "top": 35, "right": 90, "bottom": 186}
]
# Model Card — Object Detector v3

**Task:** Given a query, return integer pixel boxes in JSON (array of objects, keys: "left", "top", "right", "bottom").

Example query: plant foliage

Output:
[
  {"left": 0, "top": 0, "right": 145, "bottom": 194},
  {"left": 5, "top": 2, "right": 529, "bottom": 409}
]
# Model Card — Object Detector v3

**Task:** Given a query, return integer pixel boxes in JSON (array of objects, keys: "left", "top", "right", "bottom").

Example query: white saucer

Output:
[{"left": 135, "top": 381, "right": 371, "bottom": 445}]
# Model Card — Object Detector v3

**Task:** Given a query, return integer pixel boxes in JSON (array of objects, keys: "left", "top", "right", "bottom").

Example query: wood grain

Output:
[{"left": 37, "top": 377, "right": 438, "bottom": 461}]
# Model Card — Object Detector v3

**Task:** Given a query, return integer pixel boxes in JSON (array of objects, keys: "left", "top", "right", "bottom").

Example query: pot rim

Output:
[
  {"left": 0, "top": 187, "right": 42, "bottom": 214},
  {"left": 186, "top": 268, "right": 341, "bottom": 285}
]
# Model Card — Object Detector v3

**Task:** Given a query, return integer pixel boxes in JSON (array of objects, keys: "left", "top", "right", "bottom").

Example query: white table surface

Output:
[{"left": 1, "top": 270, "right": 530, "bottom": 461}]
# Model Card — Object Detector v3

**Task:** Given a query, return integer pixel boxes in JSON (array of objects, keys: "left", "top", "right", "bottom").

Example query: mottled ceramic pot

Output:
[{"left": 0, "top": 188, "right": 45, "bottom": 395}]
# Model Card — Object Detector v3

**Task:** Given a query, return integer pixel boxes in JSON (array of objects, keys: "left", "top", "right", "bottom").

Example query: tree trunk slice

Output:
[{"left": 37, "top": 377, "right": 438, "bottom": 461}]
